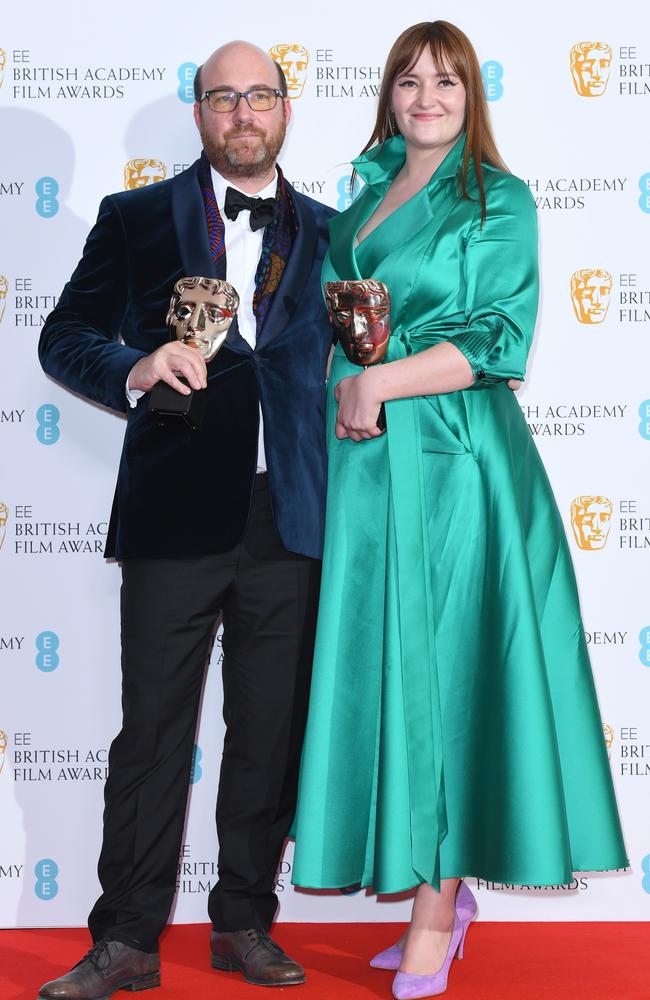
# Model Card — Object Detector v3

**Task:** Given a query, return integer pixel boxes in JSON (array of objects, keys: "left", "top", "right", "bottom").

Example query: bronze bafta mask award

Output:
[
  {"left": 148, "top": 277, "right": 239, "bottom": 430},
  {"left": 324, "top": 279, "right": 391, "bottom": 430}
]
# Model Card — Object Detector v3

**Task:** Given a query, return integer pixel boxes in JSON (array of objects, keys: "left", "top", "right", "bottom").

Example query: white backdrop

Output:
[{"left": 1, "top": 0, "right": 649, "bottom": 928}]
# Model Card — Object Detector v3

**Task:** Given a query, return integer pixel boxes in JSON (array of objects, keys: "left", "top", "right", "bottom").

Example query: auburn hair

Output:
[{"left": 358, "top": 21, "right": 507, "bottom": 223}]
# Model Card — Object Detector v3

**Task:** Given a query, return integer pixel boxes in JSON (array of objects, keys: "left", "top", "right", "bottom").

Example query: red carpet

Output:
[{"left": 1, "top": 923, "right": 648, "bottom": 1000}]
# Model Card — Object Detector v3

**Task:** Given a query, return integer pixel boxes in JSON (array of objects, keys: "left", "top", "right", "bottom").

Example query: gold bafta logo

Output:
[
  {"left": 603, "top": 723, "right": 614, "bottom": 759},
  {"left": 570, "top": 42, "right": 612, "bottom": 97},
  {"left": 570, "top": 269, "right": 612, "bottom": 324},
  {"left": 268, "top": 43, "right": 310, "bottom": 98},
  {"left": 570, "top": 496, "right": 613, "bottom": 550},
  {"left": 123, "top": 159, "right": 167, "bottom": 191},
  {"left": 0, "top": 49, "right": 6, "bottom": 90},
  {"left": 0, "top": 730, "right": 7, "bottom": 776},
  {"left": 0, "top": 502, "right": 8, "bottom": 552},
  {"left": 0, "top": 275, "right": 7, "bottom": 324}
]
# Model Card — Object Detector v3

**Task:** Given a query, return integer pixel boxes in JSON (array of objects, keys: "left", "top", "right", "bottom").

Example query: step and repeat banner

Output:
[{"left": 1, "top": 0, "right": 649, "bottom": 927}]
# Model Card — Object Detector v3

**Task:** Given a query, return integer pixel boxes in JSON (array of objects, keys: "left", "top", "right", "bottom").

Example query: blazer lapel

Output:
[
  {"left": 255, "top": 189, "right": 318, "bottom": 347},
  {"left": 171, "top": 161, "right": 214, "bottom": 277}
]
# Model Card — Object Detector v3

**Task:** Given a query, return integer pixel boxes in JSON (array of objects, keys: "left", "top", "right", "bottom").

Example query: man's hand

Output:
[
  {"left": 334, "top": 371, "right": 385, "bottom": 442},
  {"left": 128, "top": 342, "right": 208, "bottom": 395}
]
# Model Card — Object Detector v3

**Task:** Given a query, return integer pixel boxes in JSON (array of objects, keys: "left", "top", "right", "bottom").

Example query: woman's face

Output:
[{"left": 391, "top": 46, "right": 466, "bottom": 157}]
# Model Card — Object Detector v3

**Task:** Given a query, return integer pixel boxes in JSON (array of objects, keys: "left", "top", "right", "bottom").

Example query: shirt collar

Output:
[
  {"left": 352, "top": 133, "right": 467, "bottom": 188},
  {"left": 210, "top": 165, "right": 279, "bottom": 209}
]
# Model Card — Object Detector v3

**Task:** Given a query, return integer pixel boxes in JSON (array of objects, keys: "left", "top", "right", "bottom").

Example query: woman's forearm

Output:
[{"left": 365, "top": 341, "right": 475, "bottom": 402}]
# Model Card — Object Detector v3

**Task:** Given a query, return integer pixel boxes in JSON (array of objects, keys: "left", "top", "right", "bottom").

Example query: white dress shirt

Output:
[{"left": 127, "top": 166, "right": 278, "bottom": 473}]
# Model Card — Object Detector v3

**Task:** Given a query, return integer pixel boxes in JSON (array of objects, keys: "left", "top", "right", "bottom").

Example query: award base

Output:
[
  {"left": 377, "top": 403, "right": 386, "bottom": 432},
  {"left": 148, "top": 377, "right": 207, "bottom": 430}
]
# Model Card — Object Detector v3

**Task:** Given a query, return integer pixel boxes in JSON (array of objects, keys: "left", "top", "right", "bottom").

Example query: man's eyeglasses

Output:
[{"left": 199, "top": 88, "right": 284, "bottom": 113}]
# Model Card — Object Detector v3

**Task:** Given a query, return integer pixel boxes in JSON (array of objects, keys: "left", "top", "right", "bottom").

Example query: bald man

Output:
[{"left": 38, "top": 42, "right": 336, "bottom": 998}]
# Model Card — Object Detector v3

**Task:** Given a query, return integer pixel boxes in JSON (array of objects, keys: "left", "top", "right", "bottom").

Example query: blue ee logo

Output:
[
  {"left": 177, "top": 63, "right": 198, "bottom": 103},
  {"left": 189, "top": 744, "right": 203, "bottom": 784},
  {"left": 639, "top": 628, "right": 650, "bottom": 668},
  {"left": 36, "top": 404, "right": 60, "bottom": 445},
  {"left": 481, "top": 61, "right": 504, "bottom": 101},
  {"left": 642, "top": 855, "right": 650, "bottom": 894},
  {"left": 36, "top": 631, "right": 60, "bottom": 672},
  {"left": 638, "top": 400, "right": 650, "bottom": 439},
  {"left": 639, "top": 174, "right": 650, "bottom": 213},
  {"left": 337, "top": 174, "right": 360, "bottom": 212},
  {"left": 35, "top": 177, "right": 60, "bottom": 218},
  {"left": 35, "top": 858, "right": 59, "bottom": 900}
]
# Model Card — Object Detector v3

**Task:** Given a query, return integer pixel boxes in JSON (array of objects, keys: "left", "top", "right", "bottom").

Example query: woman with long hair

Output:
[{"left": 291, "top": 20, "right": 627, "bottom": 999}]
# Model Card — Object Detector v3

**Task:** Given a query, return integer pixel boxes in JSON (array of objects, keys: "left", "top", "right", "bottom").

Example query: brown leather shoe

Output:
[
  {"left": 210, "top": 929, "right": 305, "bottom": 986},
  {"left": 38, "top": 940, "right": 160, "bottom": 1000}
]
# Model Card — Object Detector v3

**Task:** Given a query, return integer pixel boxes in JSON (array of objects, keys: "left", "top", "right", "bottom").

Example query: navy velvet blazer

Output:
[{"left": 39, "top": 160, "right": 336, "bottom": 560}]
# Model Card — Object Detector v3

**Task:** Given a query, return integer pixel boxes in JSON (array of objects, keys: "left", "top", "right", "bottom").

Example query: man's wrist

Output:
[{"left": 126, "top": 364, "right": 145, "bottom": 407}]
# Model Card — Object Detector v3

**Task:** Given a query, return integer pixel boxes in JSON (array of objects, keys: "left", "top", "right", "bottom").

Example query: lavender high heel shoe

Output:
[
  {"left": 369, "top": 881, "right": 476, "bottom": 970},
  {"left": 391, "top": 914, "right": 466, "bottom": 999}
]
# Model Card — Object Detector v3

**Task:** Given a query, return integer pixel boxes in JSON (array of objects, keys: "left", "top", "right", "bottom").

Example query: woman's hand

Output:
[{"left": 334, "top": 371, "right": 385, "bottom": 442}]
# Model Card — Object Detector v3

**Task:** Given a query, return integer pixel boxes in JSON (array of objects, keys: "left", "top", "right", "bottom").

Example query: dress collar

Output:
[{"left": 352, "top": 133, "right": 467, "bottom": 188}]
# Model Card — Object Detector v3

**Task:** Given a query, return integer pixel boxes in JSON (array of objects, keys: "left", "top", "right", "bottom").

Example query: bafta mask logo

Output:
[
  {"left": 603, "top": 723, "right": 614, "bottom": 759},
  {"left": 0, "top": 502, "right": 8, "bottom": 552},
  {"left": 570, "top": 42, "right": 612, "bottom": 97},
  {"left": 268, "top": 43, "right": 309, "bottom": 98},
  {"left": 0, "top": 49, "right": 6, "bottom": 90},
  {"left": 570, "top": 269, "right": 612, "bottom": 324},
  {"left": 167, "top": 277, "right": 239, "bottom": 361},
  {"left": 325, "top": 279, "right": 391, "bottom": 367},
  {"left": 123, "top": 158, "right": 167, "bottom": 191},
  {"left": 0, "top": 275, "right": 8, "bottom": 324},
  {"left": 570, "top": 496, "right": 613, "bottom": 551},
  {"left": 0, "top": 730, "right": 7, "bottom": 775}
]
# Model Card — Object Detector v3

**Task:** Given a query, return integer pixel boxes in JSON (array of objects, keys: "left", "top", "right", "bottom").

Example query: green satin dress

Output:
[{"left": 291, "top": 135, "right": 628, "bottom": 893}]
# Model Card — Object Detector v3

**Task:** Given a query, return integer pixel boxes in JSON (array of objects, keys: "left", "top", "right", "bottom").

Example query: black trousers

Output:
[{"left": 88, "top": 478, "right": 320, "bottom": 951}]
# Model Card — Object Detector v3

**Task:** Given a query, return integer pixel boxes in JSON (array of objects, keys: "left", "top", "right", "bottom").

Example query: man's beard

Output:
[{"left": 200, "top": 119, "right": 286, "bottom": 179}]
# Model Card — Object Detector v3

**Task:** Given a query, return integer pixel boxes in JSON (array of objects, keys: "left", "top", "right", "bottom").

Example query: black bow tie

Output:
[{"left": 223, "top": 186, "right": 278, "bottom": 232}]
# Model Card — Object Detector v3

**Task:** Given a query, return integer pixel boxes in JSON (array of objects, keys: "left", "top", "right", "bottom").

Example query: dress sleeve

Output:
[{"left": 447, "top": 174, "right": 539, "bottom": 383}]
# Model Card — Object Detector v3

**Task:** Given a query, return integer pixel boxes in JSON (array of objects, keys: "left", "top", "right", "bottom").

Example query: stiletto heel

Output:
[
  {"left": 369, "top": 880, "right": 476, "bottom": 970},
  {"left": 456, "top": 921, "right": 468, "bottom": 960},
  {"left": 391, "top": 915, "right": 463, "bottom": 999}
]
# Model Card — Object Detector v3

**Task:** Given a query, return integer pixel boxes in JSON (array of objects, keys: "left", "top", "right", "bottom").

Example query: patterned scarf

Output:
[
  {"left": 198, "top": 152, "right": 226, "bottom": 264},
  {"left": 197, "top": 152, "right": 298, "bottom": 337}
]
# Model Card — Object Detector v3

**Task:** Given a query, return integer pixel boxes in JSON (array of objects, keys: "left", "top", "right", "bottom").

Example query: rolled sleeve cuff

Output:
[{"left": 448, "top": 321, "right": 525, "bottom": 383}]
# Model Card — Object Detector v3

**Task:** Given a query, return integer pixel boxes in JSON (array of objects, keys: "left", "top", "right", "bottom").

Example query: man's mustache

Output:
[{"left": 224, "top": 124, "right": 265, "bottom": 140}]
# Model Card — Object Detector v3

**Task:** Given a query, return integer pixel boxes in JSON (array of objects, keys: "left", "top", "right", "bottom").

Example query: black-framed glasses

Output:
[{"left": 199, "top": 88, "right": 284, "bottom": 113}]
